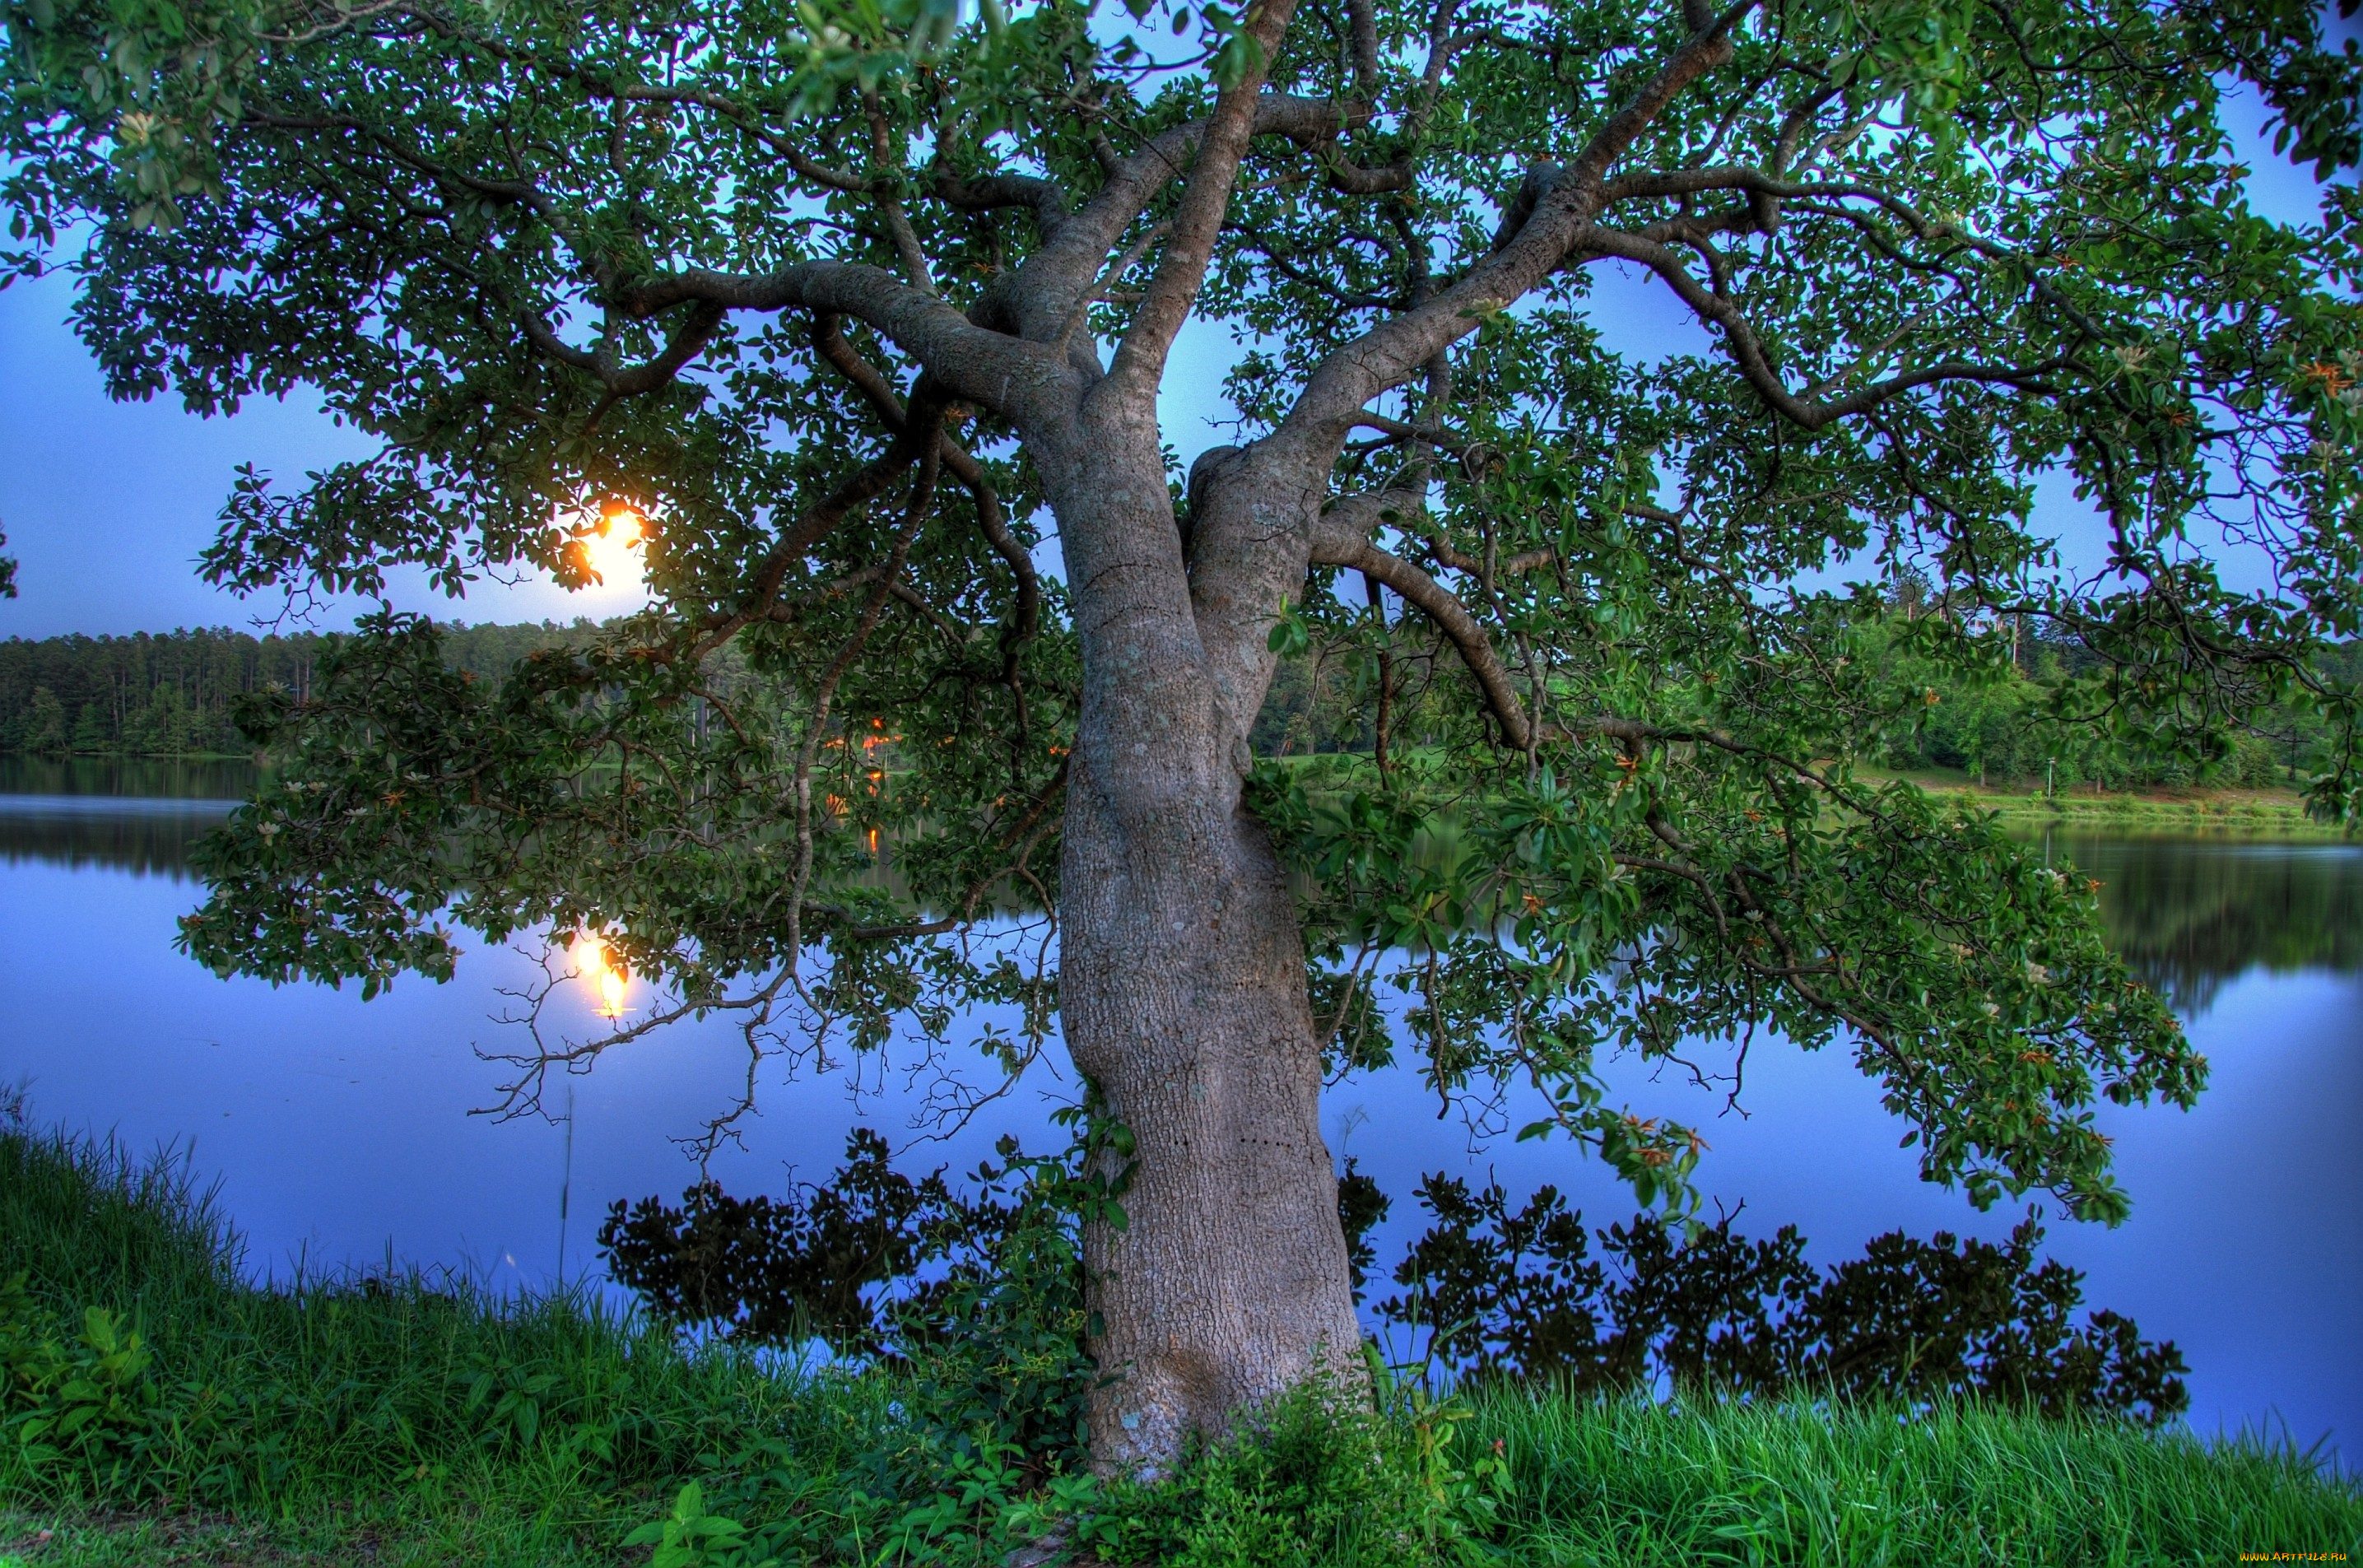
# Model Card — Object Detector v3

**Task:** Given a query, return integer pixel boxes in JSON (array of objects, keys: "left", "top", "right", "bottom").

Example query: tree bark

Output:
[{"left": 1039, "top": 407, "right": 1361, "bottom": 1476}]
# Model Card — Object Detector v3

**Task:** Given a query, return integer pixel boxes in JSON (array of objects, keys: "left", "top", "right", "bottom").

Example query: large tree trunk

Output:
[{"left": 1043, "top": 411, "right": 1361, "bottom": 1475}]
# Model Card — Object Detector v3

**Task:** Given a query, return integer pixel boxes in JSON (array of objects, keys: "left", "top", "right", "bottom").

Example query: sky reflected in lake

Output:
[{"left": 1, "top": 769, "right": 2356, "bottom": 1464}]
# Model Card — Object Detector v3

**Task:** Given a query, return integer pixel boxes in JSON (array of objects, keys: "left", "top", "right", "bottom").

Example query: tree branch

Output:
[
  {"left": 1308, "top": 520, "right": 1533, "bottom": 750},
  {"left": 1001, "top": 91, "right": 1373, "bottom": 348},
  {"left": 810, "top": 317, "right": 1041, "bottom": 718},
  {"left": 1576, "top": 223, "right": 2073, "bottom": 429},
  {"left": 621, "top": 262, "right": 1048, "bottom": 416},
  {"left": 1262, "top": 2, "right": 1756, "bottom": 465},
  {"left": 1105, "top": 0, "right": 1305, "bottom": 400},
  {"left": 691, "top": 400, "right": 948, "bottom": 660}
]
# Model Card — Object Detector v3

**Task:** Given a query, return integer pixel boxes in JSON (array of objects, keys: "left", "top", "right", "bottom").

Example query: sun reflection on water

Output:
[{"left": 570, "top": 931, "right": 632, "bottom": 1018}]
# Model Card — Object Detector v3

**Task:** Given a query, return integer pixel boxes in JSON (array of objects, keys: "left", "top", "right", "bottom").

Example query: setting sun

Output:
[{"left": 573, "top": 502, "right": 645, "bottom": 589}]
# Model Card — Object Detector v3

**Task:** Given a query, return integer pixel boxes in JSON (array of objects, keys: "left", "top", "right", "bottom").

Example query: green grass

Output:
[
  {"left": 1277, "top": 750, "right": 2352, "bottom": 839},
  {"left": 1468, "top": 1391, "right": 2361, "bottom": 1566},
  {"left": 3, "top": 1113, "right": 2358, "bottom": 1566},
  {"left": 1875, "top": 771, "right": 2347, "bottom": 837},
  {"left": 0, "top": 1108, "right": 881, "bottom": 1564}
]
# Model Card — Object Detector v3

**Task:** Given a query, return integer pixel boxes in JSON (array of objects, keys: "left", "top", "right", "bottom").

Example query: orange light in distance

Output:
[{"left": 576, "top": 502, "right": 646, "bottom": 588}]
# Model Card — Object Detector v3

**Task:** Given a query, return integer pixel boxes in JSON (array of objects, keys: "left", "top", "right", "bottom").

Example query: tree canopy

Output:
[{"left": 5, "top": 0, "right": 2359, "bottom": 1252}]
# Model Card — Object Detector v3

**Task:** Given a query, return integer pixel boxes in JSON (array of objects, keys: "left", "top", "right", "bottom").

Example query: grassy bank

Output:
[
  {"left": 3, "top": 1117, "right": 2357, "bottom": 1566},
  {"left": 1277, "top": 750, "right": 2352, "bottom": 839},
  {"left": 1872, "top": 770, "right": 2351, "bottom": 837}
]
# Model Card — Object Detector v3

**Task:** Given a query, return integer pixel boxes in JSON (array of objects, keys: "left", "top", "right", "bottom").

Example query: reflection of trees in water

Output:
[
  {"left": 0, "top": 800, "right": 232, "bottom": 880},
  {"left": 3, "top": 788, "right": 2352, "bottom": 1014},
  {"left": 0, "top": 759, "right": 251, "bottom": 879},
  {"left": 0, "top": 755, "right": 258, "bottom": 801},
  {"left": 2042, "top": 835, "right": 2363, "bottom": 1015}
]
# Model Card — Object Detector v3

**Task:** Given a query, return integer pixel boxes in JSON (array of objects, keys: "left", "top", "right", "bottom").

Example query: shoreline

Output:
[{"left": 1886, "top": 776, "right": 2351, "bottom": 838}]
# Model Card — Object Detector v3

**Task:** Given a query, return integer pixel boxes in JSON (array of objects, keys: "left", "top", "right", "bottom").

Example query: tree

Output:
[
  {"left": 19, "top": 685, "right": 66, "bottom": 754},
  {"left": 6, "top": 0, "right": 2360, "bottom": 1473}
]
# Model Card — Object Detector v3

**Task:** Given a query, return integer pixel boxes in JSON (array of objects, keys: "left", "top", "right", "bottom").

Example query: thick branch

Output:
[
  {"left": 1309, "top": 520, "right": 1532, "bottom": 751},
  {"left": 1105, "top": 0, "right": 1305, "bottom": 399},
  {"left": 1008, "top": 91, "right": 1367, "bottom": 349},
  {"left": 1264, "top": 2, "right": 1756, "bottom": 463},
  {"left": 621, "top": 262, "right": 1048, "bottom": 416},
  {"left": 933, "top": 168, "right": 1072, "bottom": 241}
]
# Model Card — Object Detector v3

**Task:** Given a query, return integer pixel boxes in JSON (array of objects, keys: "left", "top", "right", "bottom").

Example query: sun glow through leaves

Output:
[{"left": 571, "top": 504, "right": 645, "bottom": 589}]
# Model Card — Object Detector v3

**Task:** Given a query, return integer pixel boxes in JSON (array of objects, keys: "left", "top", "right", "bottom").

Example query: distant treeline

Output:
[
  {"left": 1254, "top": 589, "right": 2360, "bottom": 793},
  {"left": 1872, "top": 626, "right": 2361, "bottom": 792},
  {"left": 8, "top": 612, "right": 2356, "bottom": 784},
  {"left": 0, "top": 622, "right": 582, "bottom": 757}
]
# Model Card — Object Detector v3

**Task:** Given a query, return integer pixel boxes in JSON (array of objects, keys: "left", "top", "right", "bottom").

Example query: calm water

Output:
[{"left": 1, "top": 761, "right": 2357, "bottom": 1461}]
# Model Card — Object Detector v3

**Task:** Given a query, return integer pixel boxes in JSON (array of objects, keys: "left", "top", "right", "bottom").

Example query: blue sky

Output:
[{"left": 0, "top": 81, "right": 2338, "bottom": 639}]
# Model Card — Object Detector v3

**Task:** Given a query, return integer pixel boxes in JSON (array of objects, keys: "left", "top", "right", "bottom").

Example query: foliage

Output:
[
  {"left": 0, "top": 1278, "right": 158, "bottom": 1491},
  {"left": 0, "top": 1105, "right": 808, "bottom": 1514},
  {"left": 1463, "top": 1391, "right": 2363, "bottom": 1568},
  {"left": 1255, "top": 617, "right": 2361, "bottom": 793},
  {"left": 1863, "top": 616, "right": 2363, "bottom": 793},
  {"left": 601, "top": 1110, "right": 1127, "bottom": 1463},
  {"left": 1381, "top": 1174, "right": 2187, "bottom": 1425},
  {"left": 1255, "top": 740, "right": 2207, "bottom": 1221},
  {"left": 1075, "top": 1373, "right": 1515, "bottom": 1567}
]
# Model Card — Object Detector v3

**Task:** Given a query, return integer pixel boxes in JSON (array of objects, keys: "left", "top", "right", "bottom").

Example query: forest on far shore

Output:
[
  {"left": 0, "top": 621, "right": 585, "bottom": 761},
  {"left": 1247, "top": 579, "right": 2361, "bottom": 794},
  {"left": 2, "top": 603, "right": 2356, "bottom": 795}
]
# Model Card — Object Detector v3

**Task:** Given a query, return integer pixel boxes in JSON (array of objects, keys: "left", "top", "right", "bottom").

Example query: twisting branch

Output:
[
  {"left": 691, "top": 398, "right": 949, "bottom": 660},
  {"left": 1576, "top": 223, "right": 2076, "bottom": 429},
  {"left": 616, "top": 260, "right": 1044, "bottom": 416},
  {"left": 933, "top": 166, "right": 1072, "bottom": 241},
  {"left": 1309, "top": 522, "right": 1533, "bottom": 750},
  {"left": 810, "top": 317, "right": 1042, "bottom": 731}
]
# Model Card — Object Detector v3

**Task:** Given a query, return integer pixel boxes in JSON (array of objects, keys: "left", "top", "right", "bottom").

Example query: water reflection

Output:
[
  {"left": 2035, "top": 832, "right": 2363, "bottom": 1013},
  {"left": 6, "top": 765, "right": 2351, "bottom": 1007},
  {"left": 0, "top": 792, "right": 235, "bottom": 878},
  {"left": 0, "top": 754, "right": 260, "bottom": 801}
]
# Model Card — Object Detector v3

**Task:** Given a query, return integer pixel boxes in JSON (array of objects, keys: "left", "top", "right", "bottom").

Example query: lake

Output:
[{"left": 2, "top": 756, "right": 2357, "bottom": 1463}]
